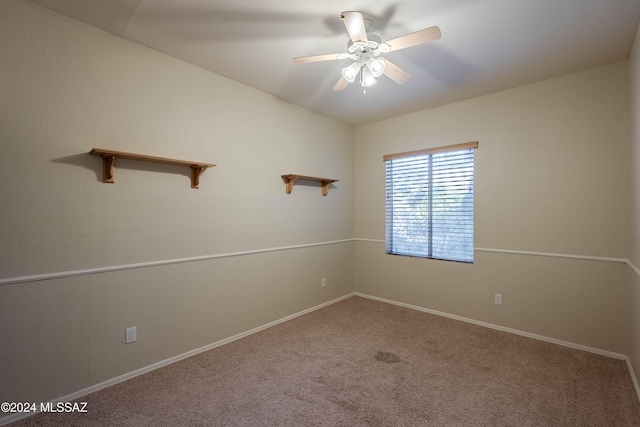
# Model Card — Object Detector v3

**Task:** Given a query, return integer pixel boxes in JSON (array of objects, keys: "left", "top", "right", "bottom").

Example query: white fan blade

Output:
[
  {"left": 385, "top": 26, "right": 441, "bottom": 51},
  {"left": 333, "top": 76, "right": 349, "bottom": 91},
  {"left": 383, "top": 59, "right": 411, "bottom": 85},
  {"left": 293, "top": 53, "right": 346, "bottom": 64},
  {"left": 340, "top": 11, "right": 368, "bottom": 43}
]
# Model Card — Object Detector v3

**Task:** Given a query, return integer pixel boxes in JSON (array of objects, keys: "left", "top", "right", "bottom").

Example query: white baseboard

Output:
[
  {"left": 0, "top": 292, "right": 356, "bottom": 427},
  {"left": 357, "top": 292, "right": 640, "bottom": 403},
  {"left": 356, "top": 293, "right": 640, "bottom": 403},
  {"left": 355, "top": 292, "right": 626, "bottom": 360},
  {"left": 3, "top": 290, "right": 638, "bottom": 426},
  {"left": 627, "top": 357, "right": 640, "bottom": 404}
]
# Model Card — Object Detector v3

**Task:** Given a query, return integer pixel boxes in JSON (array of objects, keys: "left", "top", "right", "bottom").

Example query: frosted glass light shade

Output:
[
  {"left": 361, "top": 66, "right": 377, "bottom": 87},
  {"left": 366, "top": 58, "right": 385, "bottom": 77},
  {"left": 342, "top": 62, "right": 361, "bottom": 83}
]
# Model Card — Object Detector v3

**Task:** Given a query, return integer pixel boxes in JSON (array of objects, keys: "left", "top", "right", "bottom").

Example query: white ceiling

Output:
[{"left": 26, "top": 0, "right": 640, "bottom": 126}]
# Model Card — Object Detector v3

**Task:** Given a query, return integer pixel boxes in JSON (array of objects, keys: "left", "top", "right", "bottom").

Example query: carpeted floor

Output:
[{"left": 9, "top": 296, "right": 640, "bottom": 426}]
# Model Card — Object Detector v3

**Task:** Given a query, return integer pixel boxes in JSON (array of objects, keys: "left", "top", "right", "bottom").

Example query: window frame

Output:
[{"left": 383, "top": 141, "right": 478, "bottom": 263}]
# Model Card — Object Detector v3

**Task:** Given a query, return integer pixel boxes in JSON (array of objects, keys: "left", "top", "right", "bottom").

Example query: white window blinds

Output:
[{"left": 384, "top": 142, "right": 477, "bottom": 263}]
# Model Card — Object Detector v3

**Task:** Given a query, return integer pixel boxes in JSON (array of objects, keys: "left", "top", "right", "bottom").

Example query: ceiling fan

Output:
[{"left": 293, "top": 11, "right": 441, "bottom": 93}]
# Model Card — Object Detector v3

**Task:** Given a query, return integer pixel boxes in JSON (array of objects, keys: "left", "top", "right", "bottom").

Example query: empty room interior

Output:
[{"left": 4, "top": 0, "right": 640, "bottom": 425}]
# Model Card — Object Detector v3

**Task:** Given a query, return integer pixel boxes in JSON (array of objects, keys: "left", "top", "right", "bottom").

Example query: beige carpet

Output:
[{"left": 10, "top": 296, "right": 640, "bottom": 426}]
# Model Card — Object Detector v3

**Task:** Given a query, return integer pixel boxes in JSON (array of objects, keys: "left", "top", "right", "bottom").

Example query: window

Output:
[{"left": 384, "top": 142, "right": 477, "bottom": 263}]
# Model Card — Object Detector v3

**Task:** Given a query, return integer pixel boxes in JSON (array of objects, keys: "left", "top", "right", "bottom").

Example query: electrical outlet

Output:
[
  {"left": 494, "top": 294, "right": 503, "bottom": 305},
  {"left": 321, "top": 278, "right": 326, "bottom": 288},
  {"left": 125, "top": 326, "right": 137, "bottom": 344}
]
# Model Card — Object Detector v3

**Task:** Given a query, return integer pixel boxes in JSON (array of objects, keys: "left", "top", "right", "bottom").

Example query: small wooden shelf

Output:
[
  {"left": 281, "top": 174, "right": 339, "bottom": 196},
  {"left": 89, "top": 148, "right": 216, "bottom": 189}
]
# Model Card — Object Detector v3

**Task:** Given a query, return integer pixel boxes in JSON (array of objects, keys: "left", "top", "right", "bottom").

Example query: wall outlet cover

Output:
[{"left": 126, "top": 326, "right": 137, "bottom": 344}]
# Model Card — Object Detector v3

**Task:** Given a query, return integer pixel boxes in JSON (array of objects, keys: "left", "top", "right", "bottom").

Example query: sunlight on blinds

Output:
[{"left": 385, "top": 146, "right": 475, "bottom": 263}]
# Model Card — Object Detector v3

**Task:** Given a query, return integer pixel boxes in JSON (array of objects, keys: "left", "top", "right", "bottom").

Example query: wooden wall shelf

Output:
[
  {"left": 281, "top": 174, "right": 338, "bottom": 196},
  {"left": 89, "top": 148, "right": 216, "bottom": 189}
]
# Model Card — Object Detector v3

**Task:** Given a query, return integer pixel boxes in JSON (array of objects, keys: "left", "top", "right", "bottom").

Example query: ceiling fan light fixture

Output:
[
  {"left": 342, "top": 61, "right": 361, "bottom": 83},
  {"left": 361, "top": 66, "right": 377, "bottom": 87},
  {"left": 366, "top": 58, "right": 386, "bottom": 77},
  {"left": 293, "top": 11, "right": 440, "bottom": 93},
  {"left": 348, "top": 40, "right": 378, "bottom": 54},
  {"left": 378, "top": 42, "right": 391, "bottom": 53}
]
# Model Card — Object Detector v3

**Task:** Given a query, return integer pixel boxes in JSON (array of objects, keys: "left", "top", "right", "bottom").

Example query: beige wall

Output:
[
  {"left": 629, "top": 21, "right": 640, "bottom": 388},
  {"left": 354, "top": 61, "right": 631, "bottom": 353},
  {"left": 0, "top": 0, "right": 354, "bottom": 412},
  {"left": 2, "top": 0, "right": 639, "bottom": 417}
]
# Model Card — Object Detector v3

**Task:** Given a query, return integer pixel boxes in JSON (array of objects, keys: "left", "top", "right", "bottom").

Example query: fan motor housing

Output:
[{"left": 347, "top": 33, "right": 382, "bottom": 51}]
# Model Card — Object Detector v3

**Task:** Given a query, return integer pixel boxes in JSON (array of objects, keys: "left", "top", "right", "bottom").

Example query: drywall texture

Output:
[
  {"left": 631, "top": 267, "right": 640, "bottom": 388},
  {"left": 0, "top": 0, "right": 354, "bottom": 413},
  {"left": 629, "top": 21, "right": 640, "bottom": 388},
  {"left": 0, "top": 244, "right": 355, "bottom": 406},
  {"left": 355, "top": 62, "right": 631, "bottom": 354},
  {"left": 632, "top": 23, "right": 640, "bottom": 269}
]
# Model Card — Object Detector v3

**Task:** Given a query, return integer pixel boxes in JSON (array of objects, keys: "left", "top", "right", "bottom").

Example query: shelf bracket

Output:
[
  {"left": 190, "top": 166, "right": 205, "bottom": 189},
  {"left": 320, "top": 180, "right": 332, "bottom": 197},
  {"left": 284, "top": 176, "right": 297, "bottom": 194},
  {"left": 102, "top": 156, "right": 116, "bottom": 183}
]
